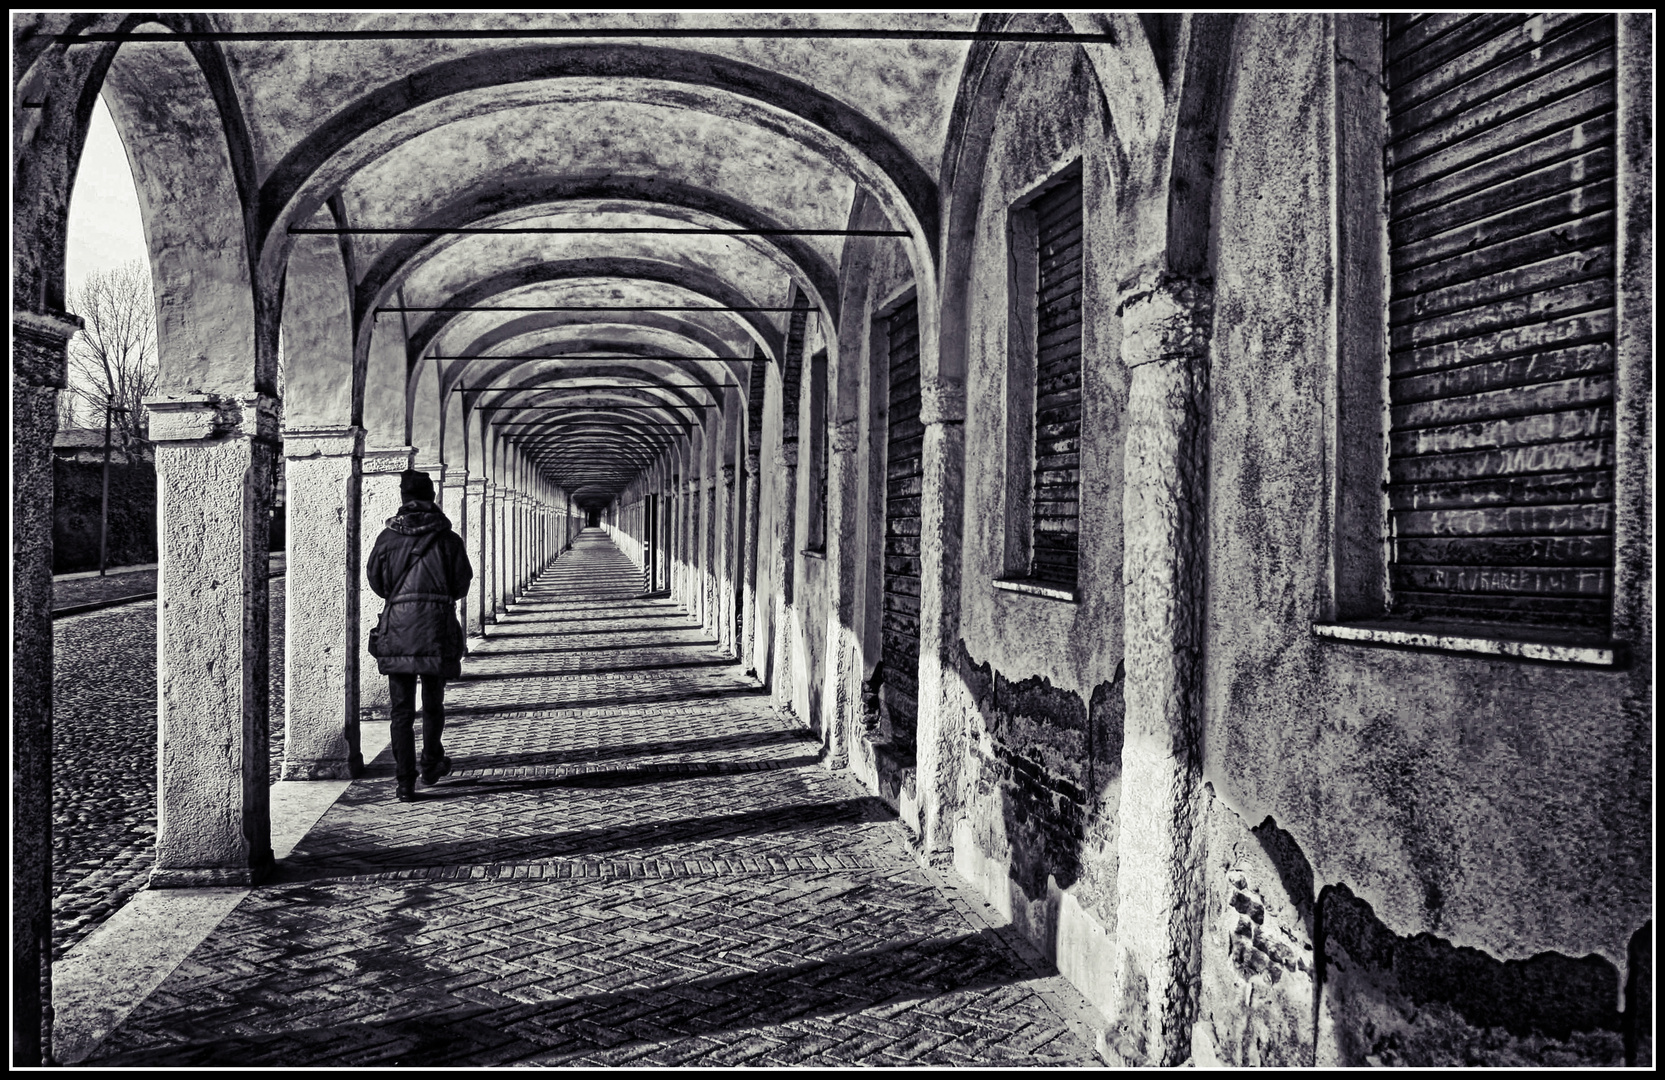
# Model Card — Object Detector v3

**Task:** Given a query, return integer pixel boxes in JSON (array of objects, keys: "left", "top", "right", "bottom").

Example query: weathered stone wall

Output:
[
  {"left": 943, "top": 39, "right": 1129, "bottom": 1017},
  {"left": 1194, "top": 14, "right": 1652, "bottom": 1066}
]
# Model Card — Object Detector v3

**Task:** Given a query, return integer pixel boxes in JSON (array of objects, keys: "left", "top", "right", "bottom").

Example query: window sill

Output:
[
  {"left": 1312, "top": 621, "right": 1625, "bottom": 667},
  {"left": 993, "top": 577, "right": 1077, "bottom": 603}
]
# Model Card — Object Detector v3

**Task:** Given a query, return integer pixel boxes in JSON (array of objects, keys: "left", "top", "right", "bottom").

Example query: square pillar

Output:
[
  {"left": 770, "top": 442, "right": 799, "bottom": 712},
  {"left": 14, "top": 309, "right": 80, "bottom": 1064},
  {"left": 359, "top": 445, "right": 414, "bottom": 710},
  {"left": 741, "top": 452, "right": 762, "bottom": 675},
  {"left": 491, "top": 486, "right": 508, "bottom": 616},
  {"left": 281, "top": 427, "right": 364, "bottom": 779},
  {"left": 146, "top": 393, "right": 279, "bottom": 888},
  {"left": 718, "top": 466, "right": 736, "bottom": 656},
  {"left": 463, "top": 477, "right": 488, "bottom": 635}
]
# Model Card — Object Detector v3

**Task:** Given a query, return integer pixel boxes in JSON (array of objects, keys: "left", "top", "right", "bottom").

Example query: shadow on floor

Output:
[
  {"left": 272, "top": 795, "right": 895, "bottom": 880},
  {"left": 442, "top": 685, "right": 766, "bottom": 717},
  {"left": 86, "top": 924, "right": 1039, "bottom": 1067},
  {"left": 404, "top": 727, "right": 820, "bottom": 771}
]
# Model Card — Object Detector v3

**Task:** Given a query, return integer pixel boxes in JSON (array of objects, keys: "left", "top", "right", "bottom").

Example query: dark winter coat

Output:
[{"left": 367, "top": 500, "right": 474, "bottom": 677}]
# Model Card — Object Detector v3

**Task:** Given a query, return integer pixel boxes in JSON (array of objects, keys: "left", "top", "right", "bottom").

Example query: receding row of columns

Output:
[
  {"left": 61, "top": 418, "right": 579, "bottom": 892},
  {"left": 604, "top": 422, "right": 749, "bottom": 667}
]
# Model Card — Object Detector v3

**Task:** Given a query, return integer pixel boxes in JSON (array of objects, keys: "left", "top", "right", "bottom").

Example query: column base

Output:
[
  {"left": 280, "top": 758, "right": 357, "bottom": 781},
  {"left": 149, "top": 856, "right": 273, "bottom": 889}
]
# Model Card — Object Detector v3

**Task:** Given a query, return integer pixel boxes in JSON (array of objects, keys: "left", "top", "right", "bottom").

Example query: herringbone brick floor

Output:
[{"left": 86, "top": 530, "right": 1101, "bottom": 1067}]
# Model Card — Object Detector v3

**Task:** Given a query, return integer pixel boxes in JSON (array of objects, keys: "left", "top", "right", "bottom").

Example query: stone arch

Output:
[
  {"left": 97, "top": 20, "right": 265, "bottom": 395},
  {"left": 282, "top": 205, "right": 357, "bottom": 429},
  {"left": 351, "top": 177, "right": 844, "bottom": 329},
  {"left": 252, "top": 44, "right": 939, "bottom": 282},
  {"left": 393, "top": 258, "right": 787, "bottom": 373}
]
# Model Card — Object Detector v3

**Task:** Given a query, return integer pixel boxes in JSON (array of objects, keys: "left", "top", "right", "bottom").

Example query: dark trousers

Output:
[{"left": 388, "top": 673, "right": 446, "bottom": 785}]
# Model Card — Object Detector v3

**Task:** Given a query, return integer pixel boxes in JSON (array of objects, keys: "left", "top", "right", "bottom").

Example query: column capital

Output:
[
  {"left": 464, "top": 476, "right": 487, "bottom": 494},
  {"left": 744, "top": 451, "right": 761, "bottom": 477},
  {"left": 1116, "top": 272, "right": 1214, "bottom": 369},
  {"left": 14, "top": 309, "right": 82, "bottom": 387},
  {"left": 283, "top": 425, "right": 363, "bottom": 459},
  {"left": 722, "top": 464, "right": 736, "bottom": 487},
  {"left": 145, "top": 392, "right": 280, "bottom": 444},
  {"left": 360, "top": 444, "right": 415, "bottom": 475},
  {"left": 774, "top": 441, "right": 799, "bottom": 469},
  {"left": 411, "top": 459, "right": 444, "bottom": 477},
  {"left": 919, "top": 376, "right": 965, "bottom": 426}
]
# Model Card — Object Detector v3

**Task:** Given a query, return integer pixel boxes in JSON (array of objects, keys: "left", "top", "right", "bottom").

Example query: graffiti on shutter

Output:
[{"left": 1385, "top": 13, "right": 1616, "bottom": 628}]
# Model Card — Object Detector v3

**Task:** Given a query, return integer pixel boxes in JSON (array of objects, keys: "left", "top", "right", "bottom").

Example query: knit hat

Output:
[{"left": 400, "top": 469, "right": 435, "bottom": 503}]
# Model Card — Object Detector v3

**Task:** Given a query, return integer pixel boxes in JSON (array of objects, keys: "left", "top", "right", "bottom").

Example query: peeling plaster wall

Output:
[
  {"left": 1195, "top": 16, "right": 1652, "bottom": 1066},
  {"left": 942, "top": 41, "right": 1129, "bottom": 1019}
]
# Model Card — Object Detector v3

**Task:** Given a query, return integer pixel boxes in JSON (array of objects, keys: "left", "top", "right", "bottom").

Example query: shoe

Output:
[
  {"left": 420, "top": 756, "right": 452, "bottom": 787},
  {"left": 396, "top": 782, "right": 418, "bottom": 803}
]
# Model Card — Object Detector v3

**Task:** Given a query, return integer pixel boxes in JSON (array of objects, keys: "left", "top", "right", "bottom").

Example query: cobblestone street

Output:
[
  {"left": 51, "top": 576, "right": 287, "bottom": 960},
  {"left": 72, "top": 532, "right": 1102, "bottom": 1066}
]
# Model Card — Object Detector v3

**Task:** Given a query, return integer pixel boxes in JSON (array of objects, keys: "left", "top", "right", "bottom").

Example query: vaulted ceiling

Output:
[{"left": 90, "top": 13, "right": 993, "bottom": 506}]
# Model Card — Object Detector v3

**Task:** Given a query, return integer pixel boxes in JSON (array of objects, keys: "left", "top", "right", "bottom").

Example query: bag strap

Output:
[{"left": 388, "top": 532, "right": 442, "bottom": 600}]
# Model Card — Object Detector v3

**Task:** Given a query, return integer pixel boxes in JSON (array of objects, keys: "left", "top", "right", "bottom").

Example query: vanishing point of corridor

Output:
[{"left": 78, "top": 531, "right": 1100, "bottom": 1067}]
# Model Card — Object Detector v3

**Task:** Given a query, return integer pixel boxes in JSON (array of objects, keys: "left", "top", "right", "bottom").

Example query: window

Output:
[
  {"left": 806, "top": 348, "right": 829, "bottom": 553},
  {"left": 1001, "top": 163, "right": 1084, "bottom": 596},
  {"left": 1383, "top": 14, "right": 1618, "bottom": 631},
  {"left": 1028, "top": 171, "right": 1086, "bottom": 587}
]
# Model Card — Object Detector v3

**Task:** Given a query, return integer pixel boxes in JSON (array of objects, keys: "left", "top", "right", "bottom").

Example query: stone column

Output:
[
  {"left": 740, "top": 451, "right": 762, "bottom": 675},
  {"left": 704, "top": 481, "right": 718, "bottom": 636},
  {"left": 359, "top": 445, "right": 414, "bottom": 711},
  {"left": 282, "top": 427, "right": 363, "bottom": 779},
  {"left": 1106, "top": 275, "right": 1215, "bottom": 1068},
  {"left": 679, "top": 480, "right": 695, "bottom": 610},
  {"left": 718, "top": 465, "right": 736, "bottom": 656},
  {"left": 825, "top": 419, "right": 863, "bottom": 768},
  {"left": 13, "top": 310, "right": 81, "bottom": 1064},
  {"left": 491, "top": 484, "right": 507, "bottom": 616},
  {"left": 510, "top": 490, "right": 521, "bottom": 599},
  {"left": 464, "top": 476, "right": 487, "bottom": 635},
  {"left": 770, "top": 440, "right": 799, "bottom": 713},
  {"left": 146, "top": 392, "right": 279, "bottom": 888},
  {"left": 914, "top": 377, "right": 967, "bottom": 853}
]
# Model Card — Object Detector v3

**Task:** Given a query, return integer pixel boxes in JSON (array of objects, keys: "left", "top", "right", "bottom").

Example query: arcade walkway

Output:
[{"left": 64, "top": 531, "right": 1101, "bottom": 1067}]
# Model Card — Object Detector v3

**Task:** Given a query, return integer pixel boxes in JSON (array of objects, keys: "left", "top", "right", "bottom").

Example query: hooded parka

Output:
[{"left": 367, "top": 500, "right": 474, "bottom": 677}]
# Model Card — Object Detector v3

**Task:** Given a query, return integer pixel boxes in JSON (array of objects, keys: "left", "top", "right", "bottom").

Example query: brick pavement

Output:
[{"left": 82, "top": 531, "right": 1104, "bottom": 1067}]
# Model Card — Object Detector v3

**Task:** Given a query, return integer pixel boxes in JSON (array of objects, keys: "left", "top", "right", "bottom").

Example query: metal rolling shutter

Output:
[
  {"left": 882, "top": 298, "right": 922, "bottom": 753},
  {"left": 1031, "top": 174, "right": 1084, "bottom": 587},
  {"left": 1384, "top": 13, "right": 1617, "bottom": 630}
]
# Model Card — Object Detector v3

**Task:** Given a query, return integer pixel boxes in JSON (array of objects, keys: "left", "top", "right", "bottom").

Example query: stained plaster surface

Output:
[{"left": 1201, "top": 15, "right": 1650, "bottom": 970}]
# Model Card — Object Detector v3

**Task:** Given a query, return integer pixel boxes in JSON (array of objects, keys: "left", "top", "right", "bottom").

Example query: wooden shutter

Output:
[
  {"left": 1384, "top": 13, "right": 1616, "bottom": 630},
  {"left": 882, "top": 298, "right": 922, "bottom": 754},
  {"left": 1031, "top": 173, "right": 1084, "bottom": 587}
]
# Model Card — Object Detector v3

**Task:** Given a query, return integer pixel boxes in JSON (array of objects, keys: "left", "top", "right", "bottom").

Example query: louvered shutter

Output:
[
  {"left": 1031, "top": 174, "right": 1084, "bottom": 587},
  {"left": 1384, "top": 13, "right": 1616, "bottom": 630},
  {"left": 882, "top": 298, "right": 922, "bottom": 753}
]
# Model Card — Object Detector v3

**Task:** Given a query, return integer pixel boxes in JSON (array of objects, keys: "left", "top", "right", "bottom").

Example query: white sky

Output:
[{"left": 66, "top": 94, "right": 149, "bottom": 297}]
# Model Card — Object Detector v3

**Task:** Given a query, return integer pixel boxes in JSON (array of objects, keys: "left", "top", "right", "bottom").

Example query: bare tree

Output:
[{"left": 65, "top": 260, "right": 157, "bottom": 447}]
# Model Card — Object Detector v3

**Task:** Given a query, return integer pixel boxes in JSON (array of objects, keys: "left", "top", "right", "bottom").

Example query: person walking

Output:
[{"left": 367, "top": 469, "right": 474, "bottom": 802}]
